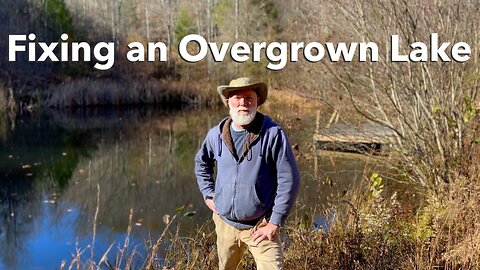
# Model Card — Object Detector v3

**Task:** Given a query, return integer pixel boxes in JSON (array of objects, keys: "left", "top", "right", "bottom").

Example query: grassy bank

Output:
[
  {"left": 40, "top": 77, "right": 216, "bottom": 108},
  {"left": 37, "top": 77, "right": 327, "bottom": 110}
]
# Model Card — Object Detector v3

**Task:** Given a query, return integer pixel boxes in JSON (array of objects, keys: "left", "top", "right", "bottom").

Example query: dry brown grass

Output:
[
  {"left": 414, "top": 128, "right": 480, "bottom": 269},
  {"left": 42, "top": 77, "right": 217, "bottom": 108},
  {"left": 41, "top": 77, "right": 328, "bottom": 110}
]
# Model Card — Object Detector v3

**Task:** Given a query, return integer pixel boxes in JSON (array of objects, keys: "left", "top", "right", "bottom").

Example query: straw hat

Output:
[{"left": 217, "top": 77, "right": 268, "bottom": 107}]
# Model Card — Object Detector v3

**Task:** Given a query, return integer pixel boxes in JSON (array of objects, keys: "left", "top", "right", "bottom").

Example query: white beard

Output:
[{"left": 229, "top": 107, "right": 257, "bottom": 126}]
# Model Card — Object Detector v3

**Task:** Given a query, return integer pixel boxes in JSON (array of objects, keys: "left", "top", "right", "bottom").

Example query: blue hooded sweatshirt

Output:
[{"left": 195, "top": 112, "right": 300, "bottom": 229}]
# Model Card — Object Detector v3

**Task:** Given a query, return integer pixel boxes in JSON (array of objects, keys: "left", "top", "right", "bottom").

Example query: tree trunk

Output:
[
  {"left": 144, "top": 0, "right": 150, "bottom": 41},
  {"left": 206, "top": 0, "right": 212, "bottom": 81}
]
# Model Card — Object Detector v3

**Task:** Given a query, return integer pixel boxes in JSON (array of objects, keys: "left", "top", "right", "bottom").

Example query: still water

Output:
[{"left": 0, "top": 106, "right": 373, "bottom": 269}]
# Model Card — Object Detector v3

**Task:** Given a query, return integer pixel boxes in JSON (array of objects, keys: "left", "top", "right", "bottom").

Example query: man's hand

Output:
[
  {"left": 251, "top": 222, "right": 279, "bottom": 245},
  {"left": 205, "top": 198, "right": 218, "bottom": 214}
]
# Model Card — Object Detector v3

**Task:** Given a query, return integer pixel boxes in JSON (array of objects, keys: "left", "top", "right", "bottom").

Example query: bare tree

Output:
[{"left": 325, "top": 0, "right": 479, "bottom": 192}]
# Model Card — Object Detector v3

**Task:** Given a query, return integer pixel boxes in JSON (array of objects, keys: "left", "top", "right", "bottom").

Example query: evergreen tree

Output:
[{"left": 45, "top": 0, "right": 74, "bottom": 35}]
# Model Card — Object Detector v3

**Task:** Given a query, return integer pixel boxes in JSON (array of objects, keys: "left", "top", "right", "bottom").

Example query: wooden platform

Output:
[{"left": 313, "top": 123, "right": 396, "bottom": 153}]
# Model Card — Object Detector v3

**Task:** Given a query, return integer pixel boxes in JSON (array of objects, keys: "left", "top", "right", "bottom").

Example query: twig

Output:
[{"left": 91, "top": 184, "right": 101, "bottom": 261}]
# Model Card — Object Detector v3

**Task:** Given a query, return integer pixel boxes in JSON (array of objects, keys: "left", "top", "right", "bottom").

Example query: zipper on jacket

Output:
[
  {"left": 231, "top": 163, "right": 239, "bottom": 220},
  {"left": 217, "top": 135, "right": 222, "bottom": 157}
]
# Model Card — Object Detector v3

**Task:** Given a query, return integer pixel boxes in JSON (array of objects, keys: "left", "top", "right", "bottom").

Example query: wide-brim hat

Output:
[{"left": 217, "top": 77, "right": 268, "bottom": 107}]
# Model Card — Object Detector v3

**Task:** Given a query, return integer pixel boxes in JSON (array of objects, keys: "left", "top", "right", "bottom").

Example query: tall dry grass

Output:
[
  {"left": 43, "top": 78, "right": 217, "bottom": 108},
  {"left": 412, "top": 121, "right": 480, "bottom": 269},
  {"left": 58, "top": 188, "right": 415, "bottom": 269}
]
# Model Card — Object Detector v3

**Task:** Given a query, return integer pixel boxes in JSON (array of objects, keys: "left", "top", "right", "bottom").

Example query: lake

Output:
[{"left": 0, "top": 105, "right": 375, "bottom": 269}]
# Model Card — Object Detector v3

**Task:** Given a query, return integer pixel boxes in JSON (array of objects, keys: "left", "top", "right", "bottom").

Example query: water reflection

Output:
[
  {"left": 0, "top": 106, "right": 374, "bottom": 269},
  {"left": 0, "top": 107, "right": 227, "bottom": 269},
  {"left": 0, "top": 114, "right": 7, "bottom": 143}
]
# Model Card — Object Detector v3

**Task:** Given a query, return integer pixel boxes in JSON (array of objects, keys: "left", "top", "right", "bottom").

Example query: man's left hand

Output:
[{"left": 251, "top": 222, "right": 279, "bottom": 245}]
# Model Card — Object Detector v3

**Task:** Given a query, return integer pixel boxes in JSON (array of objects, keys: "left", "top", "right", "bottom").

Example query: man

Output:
[{"left": 195, "top": 77, "right": 300, "bottom": 270}]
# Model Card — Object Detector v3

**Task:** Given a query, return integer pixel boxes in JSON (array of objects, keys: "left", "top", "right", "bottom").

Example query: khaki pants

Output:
[{"left": 212, "top": 213, "right": 283, "bottom": 270}]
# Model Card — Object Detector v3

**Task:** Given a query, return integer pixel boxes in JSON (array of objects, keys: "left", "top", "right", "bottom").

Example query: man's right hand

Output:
[{"left": 205, "top": 198, "right": 218, "bottom": 214}]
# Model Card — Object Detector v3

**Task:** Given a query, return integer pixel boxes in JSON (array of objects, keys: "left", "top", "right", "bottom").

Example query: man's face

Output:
[{"left": 227, "top": 88, "right": 258, "bottom": 127}]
